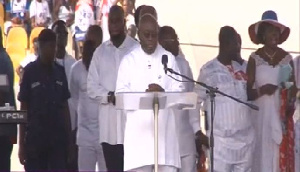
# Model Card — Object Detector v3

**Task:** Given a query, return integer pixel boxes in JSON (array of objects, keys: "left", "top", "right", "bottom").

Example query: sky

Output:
[{"left": 136, "top": 0, "right": 300, "bottom": 77}]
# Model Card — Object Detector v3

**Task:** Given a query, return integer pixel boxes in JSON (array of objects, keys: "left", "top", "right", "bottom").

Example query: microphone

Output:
[{"left": 161, "top": 55, "right": 168, "bottom": 74}]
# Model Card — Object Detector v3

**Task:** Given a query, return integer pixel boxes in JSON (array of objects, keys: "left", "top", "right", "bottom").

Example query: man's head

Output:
[
  {"left": 127, "top": 24, "right": 137, "bottom": 38},
  {"left": 82, "top": 40, "right": 96, "bottom": 70},
  {"left": 159, "top": 26, "right": 179, "bottom": 56},
  {"left": 85, "top": 25, "right": 103, "bottom": 47},
  {"left": 219, "top": 26, "right": 239, "bottom": 60},
  {"left": 134, "top": 5, "right": 146, "bottom": 27},
  {"left": 38, "top": 29, "right": 57, "bottom": 64},
  {"left": 108, "top": 5, "right": 125, "bottom": 39},
  {"left": 139, "top": 6, "right": 157, "bottom": 23},
  {"left": 138, "top": 14, "right": 159, "bottom": 55},
  {"left": 230, "top": 33, "right": 243, "bottom": 63},
  {"left": 52, "top": 20, "right": 68, "bottom": 48},
  {"left": 123, "top": 0, "right": 135, "bottom": 16}
]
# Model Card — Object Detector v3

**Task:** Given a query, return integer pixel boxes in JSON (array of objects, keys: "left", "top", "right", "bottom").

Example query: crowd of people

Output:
[
  {"left": 1, "top": 0, "right": 136, "bottom": 59},
  {"left": 0, "top": 1, "right": 300, "bottom": 172}
]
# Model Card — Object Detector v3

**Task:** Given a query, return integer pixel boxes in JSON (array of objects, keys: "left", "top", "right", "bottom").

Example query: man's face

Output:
[
  {"left": 86, "top": 32, "right": 102, "bottom": 48},
  {"left": 53, "top": 25, "right": 68, "bottom": 48},
  {"left": 138, "top": 20, "right": 158, "bottom": 54},
  {"left": 127, "top": 25, "right": 137, "bottom": 38},
  {"left": 159, "top": 33, "right": 179, "bottom": 56},
  {"left": 39, "top": 41, "right": 56, "bottom": 64},
  {"left": 227, "top": 35, "right": 240, "bottom": 60},
  {"left": 108, "top": 11, "right": 125, "bottom": 37}
]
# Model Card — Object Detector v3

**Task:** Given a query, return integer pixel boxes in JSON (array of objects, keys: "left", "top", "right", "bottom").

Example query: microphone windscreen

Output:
[{"left": 162, "top": 54, "right": 168, "bottom": 65}]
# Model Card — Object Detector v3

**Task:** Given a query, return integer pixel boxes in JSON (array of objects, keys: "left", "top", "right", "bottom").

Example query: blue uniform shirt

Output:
[{"left": 18, "top": 58, "right": 70, "bottom": 146}]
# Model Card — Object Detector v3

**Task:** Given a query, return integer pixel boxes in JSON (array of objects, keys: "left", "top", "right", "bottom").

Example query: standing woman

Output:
[{"left": 247, "top": 10, "right": 297, "bottom": 172}]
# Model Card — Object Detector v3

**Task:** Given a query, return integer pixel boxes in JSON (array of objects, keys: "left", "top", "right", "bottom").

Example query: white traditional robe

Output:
[
  {"left": 69, "top": 60, "right": 106, "bottom": 171},
  {"left": 69, "top": 60, "right": 100, "bottom": 147},
  {"left": 195, "top": 58, "right": 254, "bottom": 171},
  {"left": 174, "top": 55, "right": 200, "bottom": 156},
  {"left": 87, "top": 35, "right": 138, "bottom": 144},
  {"left": 116, "top": 45, "right": 183, "bottom": 170}
]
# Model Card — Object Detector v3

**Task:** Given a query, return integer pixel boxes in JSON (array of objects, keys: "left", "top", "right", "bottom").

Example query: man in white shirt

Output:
[
  {"left": 115, "top": 13, "right": 183, "bottom": 172},
  {"left": 29, "top": 0, "right": 51, "bottom": 28},
  {"left": 51, "top": 20, "right": 77, "bottom": 170},
  {"left": 87, "top": 5, "right": 138, "bottom": 171},
  {"left": 69, "top": 40, "right": 107, "bottom": 172},
  {"left": 194, "top": 26, "right": 255, "bottom": 172},
  {"left": 16, "top": 37, "right": 38, "bottom": 81},
  {"left": 159, "top": 25, "right": 204, "bottom": 172}
]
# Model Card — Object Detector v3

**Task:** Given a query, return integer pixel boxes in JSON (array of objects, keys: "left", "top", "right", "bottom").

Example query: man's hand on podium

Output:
[
  {"left": 108, "top": 91, "right": 116, "bottom": 105},
  {"left": 146, "top": 84, "right": 165, "bottom": 92}
]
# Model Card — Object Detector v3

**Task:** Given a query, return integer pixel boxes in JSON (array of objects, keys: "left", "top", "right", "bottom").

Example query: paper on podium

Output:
[{"left": 115, "top": 92, "right": 197, "bottom": 111}]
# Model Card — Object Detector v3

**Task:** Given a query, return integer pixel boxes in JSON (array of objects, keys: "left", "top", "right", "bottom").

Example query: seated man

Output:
[{"left": 4, "top": 0, "right": 30, "bottom": 35}]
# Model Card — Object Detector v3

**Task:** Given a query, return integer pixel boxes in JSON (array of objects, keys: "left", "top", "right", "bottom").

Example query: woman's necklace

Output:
[{"left": 264, "top": 48, "right": 277, "bottom": 62}]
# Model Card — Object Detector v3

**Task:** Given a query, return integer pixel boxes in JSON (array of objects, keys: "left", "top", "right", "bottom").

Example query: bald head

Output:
[
  {"left": 109, "top": 5, "right": 126, "bottom": 38},
  {"left": 139, "top": 6, "right": 157, "bottom": 21},
  {"left": 139, "top": 13, "right": 158, "bottom": 28},
  {"left": 109, "top": 5, "right": 125, "bottom": 19},
  {"left": 159, "top": 26, "right": 179, "bottom": 56},
  {"left": 138, "top": 14, "right": 159, "bottom": 55}
]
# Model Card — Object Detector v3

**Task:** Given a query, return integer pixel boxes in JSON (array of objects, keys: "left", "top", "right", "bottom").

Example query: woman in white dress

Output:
[{"left": 247, "top": 10, "right": 297, "bottom": 172}]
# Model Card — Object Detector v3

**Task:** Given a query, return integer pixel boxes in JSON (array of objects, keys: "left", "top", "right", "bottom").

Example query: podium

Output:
[{"left": 115, "top": 92, "right": 197, "bottom": 172}]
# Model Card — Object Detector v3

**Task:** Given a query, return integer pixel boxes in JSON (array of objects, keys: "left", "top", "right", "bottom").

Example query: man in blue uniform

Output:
[{"left": 18, "top": 29, "right": 72, "bottom": 171}]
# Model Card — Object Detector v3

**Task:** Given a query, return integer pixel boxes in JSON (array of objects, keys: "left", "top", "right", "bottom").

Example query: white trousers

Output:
[
  {"left": 213, "top": 158, "right": 252, "bottom": 172},
  {"left": 179, "top": 154, "right": 197, "bottom": 172},
  {"left": 129, "top": 165, "right": 178, "bottom": 172},
  {"left": 78, "top": 145, "right": 107, "bottom": 171}
]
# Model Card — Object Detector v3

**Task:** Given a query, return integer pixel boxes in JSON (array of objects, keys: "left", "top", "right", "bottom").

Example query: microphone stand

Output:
[{"left": 166, "top": 67, "right": 259, "bottom": 172}]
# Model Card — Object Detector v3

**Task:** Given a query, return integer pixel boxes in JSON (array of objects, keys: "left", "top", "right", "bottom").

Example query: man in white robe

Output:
[
  {"left": 87, "top": 5, "right": 138, "bottom": 171},
  {"left": 159, "top": 26, "right": 203, "bottom": 172},
  {"left": 194, "top": 26, "right": 255, "bottom": 172},
  {"left": 116, "top": 14, "right": 183, "bottom": 172},
  {"left": 69, "top": 40, "right": 106, "bottom": 171}
]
